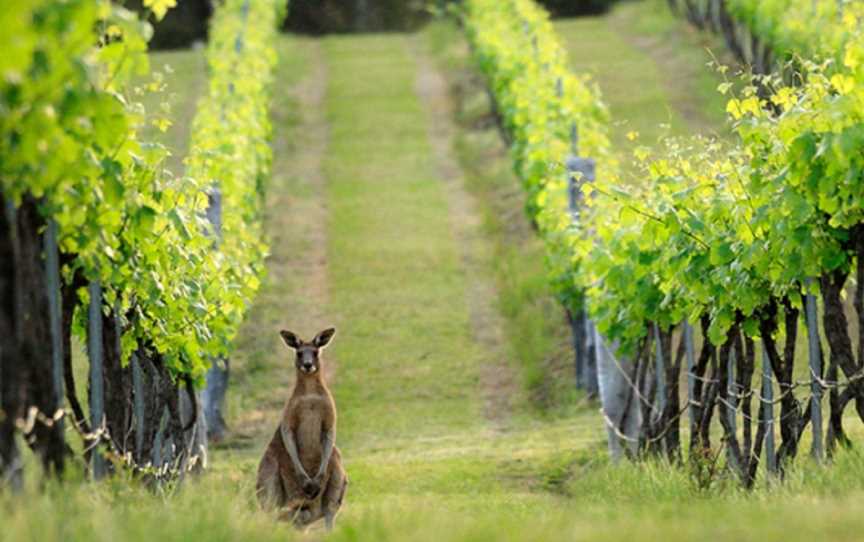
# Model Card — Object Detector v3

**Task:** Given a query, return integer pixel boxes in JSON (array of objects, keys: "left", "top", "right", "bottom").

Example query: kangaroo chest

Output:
[{"left": 290, "top": 394, "right": 332, "bottom": 464}]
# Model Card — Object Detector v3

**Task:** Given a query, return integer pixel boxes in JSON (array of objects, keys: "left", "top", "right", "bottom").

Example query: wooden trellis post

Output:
[
  {"left": 727, "top": 348, "right": 737, "bottom": 435},
  {"left": 583, "top": 318, "right": 598, "bottom": 398},
  {"left": 762, "top": 347, "right": 776, "bottom": 474},
  {"left": 201, "top": 1, "right": 249, "bottom": 443},
  {"left": 726, "top": 346, "right": 738, "bottom": 471},
  {"left": 1, "top": 200, "right": 22, "bottom": 490},
  {"left": 653, "top": 322, "right": 667, "bottom": 424},
  {"left": 595, "top": 326, "right": 642, "bottom": 460},
  {"left": 202, "top": 187, "right": 227, "bottom": 444},
  {"left": 44, "top": 220, "right": 63, "bottom": 428},
  {"left": 563, "top": 148, "right": 638, "bottom": 457},
  {"left": 684, "top": 322, "right": 696, "bottom": 426},
  {"left": 561, "top": 76, "right": 598, "bottom": 397},
  {"left": 87, "top": 280, "right": 105, "bottom": 479},
  {"left": 805, "top": 279, "right": 823, "bottom": 461},
  {"left": 131, "top": 352, "right": 145, "bottom": 461},
  {"left": 152, "top": 406, "right": 170, "bottom": 469},
  {"left": 566, "top": 155, "right": 598, "bottom": 398}
]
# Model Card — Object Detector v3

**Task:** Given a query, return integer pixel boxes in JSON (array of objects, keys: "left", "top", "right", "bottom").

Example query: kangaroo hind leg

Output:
[
  {"left": 323, "top": 451, "right": 348, "bottom": 531},
  {"left": 256, "top": 454, "right": 286, "bottom": 512}
]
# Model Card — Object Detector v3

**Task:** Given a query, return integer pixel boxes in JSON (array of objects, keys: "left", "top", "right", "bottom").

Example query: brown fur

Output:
[{"left": 256, "top": 329, "right": 348, "bottom": 529}]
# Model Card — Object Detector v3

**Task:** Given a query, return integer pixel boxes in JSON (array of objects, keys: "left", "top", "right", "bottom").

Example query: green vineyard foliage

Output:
[
  {"left": 0, "top": 0, "right": 284, "bottom": 380},
  {"left": 464, "top": 0, "right": 864, "bottom": 355},
  {"left": 463, "top": 0, "right": 613, "bottom": 320},
  {"left": 727, "top": 0, "right": 864, "bottom": 61}
]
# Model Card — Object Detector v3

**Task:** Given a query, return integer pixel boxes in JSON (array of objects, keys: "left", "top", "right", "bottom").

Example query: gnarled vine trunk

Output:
[
  {"left": 101, "top": 310, "right": 133, "bottom": 463},
  {"left": 690, "top": 315, "right": 715, "bottom": 457},
  {"left": 659, "top": 326, "right": 683, "bottom": 462},
  {"left": 759, "top": 298, "right": 803, "bottom": 472},
  {"left": 0, "top": 196, "right": 22, "bottom": 487},
  {"left": 0, "top": 194, "right": 66, "bottom": 483},
  {"left": 821, "top": 269, "right": 864, "bottom": 422}
]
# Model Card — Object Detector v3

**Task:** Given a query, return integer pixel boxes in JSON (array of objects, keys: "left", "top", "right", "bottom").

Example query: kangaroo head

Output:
[{"left": 279, "top": 328, "right": 336, "bottom": 375}]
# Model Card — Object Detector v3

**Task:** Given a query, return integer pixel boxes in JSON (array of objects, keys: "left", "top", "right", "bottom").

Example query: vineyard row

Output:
[
  {"left": 463, "top": 0, "right": 864, "bottom": 484},
  {"left": 0, "top": 0, "right": 285, "bottom": 485}
]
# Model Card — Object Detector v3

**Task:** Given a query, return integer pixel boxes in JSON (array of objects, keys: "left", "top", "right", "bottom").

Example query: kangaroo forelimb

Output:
[
  {"left": 316, "top": 429, "right": 335, "bottom": 480},
  {"left": 280, "top": 423, "right": 311, "bottom": 481}
]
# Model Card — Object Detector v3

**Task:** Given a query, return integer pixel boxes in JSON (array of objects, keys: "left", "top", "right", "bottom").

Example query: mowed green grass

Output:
[
  {"left": 315, "top": 32, "right": 604, "bottom": 518},
  {"left": 423, "top": 21, "right": 584, "bottom": 413},
  {"left": 322, "top": 34, "right": 485, "bottom": 443},
  {"left": 6, "top": 6, "right": 864, "bottom": 542}
]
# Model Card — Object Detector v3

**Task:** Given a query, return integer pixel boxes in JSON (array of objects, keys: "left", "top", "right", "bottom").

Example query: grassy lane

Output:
[
  {"left": 413, "top": 37, "right": 523, "bottom": 428},
  {"left": 322, "top": 35, "right": 485, "bottom": 445},
  {"left": 322, "top": 33, "right": 563, "bottom": 514},
  {"left": 269, "top": 32, "right": 603, "bottom": 530},
  {"left": 424, "top": 21, "right": 588, "bottom": 413}
]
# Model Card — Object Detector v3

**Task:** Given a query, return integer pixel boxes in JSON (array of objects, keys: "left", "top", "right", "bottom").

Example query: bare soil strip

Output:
[
  {"left": 227, "top": 40, "right": 334, "bottom": 446},
  {"left": 412, "top": 40, "right": 521, "bottom": 425},
  {"left": 268, "top": 43, "right": 335, "bottom": 379}
]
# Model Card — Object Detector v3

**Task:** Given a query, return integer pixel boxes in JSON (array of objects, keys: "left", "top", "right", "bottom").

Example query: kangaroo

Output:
[{"left": 256, "top": 327, "right": 348, "bottom": 530}]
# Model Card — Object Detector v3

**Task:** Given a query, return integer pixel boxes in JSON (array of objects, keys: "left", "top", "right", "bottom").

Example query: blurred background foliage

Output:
[
  {"left": 131, "top": 0, "right": 619, "bottom": 48},
  {"left": 125, "top": 0, "right": 213, "bottom": 49}
]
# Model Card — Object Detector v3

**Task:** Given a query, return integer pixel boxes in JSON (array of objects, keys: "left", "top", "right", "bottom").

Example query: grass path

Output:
[
  {"left": 316, "top": 34, "right": 602, "bottom": 517},
  {"left": 212, "top": 28, "right": 604, "bottom": 534},
  {"left": 321, "top": 33, "right": 487, "bottom": 445},
  {"left": 412, "top": 38, "right": 522, "bottom": 426},
  {"left": 219, "top": 2, "right": 741, "bottom": 528}
]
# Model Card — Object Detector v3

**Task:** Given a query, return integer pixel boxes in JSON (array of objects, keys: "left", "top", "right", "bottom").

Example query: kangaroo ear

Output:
[
  {"left": 279, "top": 330, "right": 301, "bottom": 349},
  {"left": 313, "top": 327, "right": 336, "bottom": 349}
]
